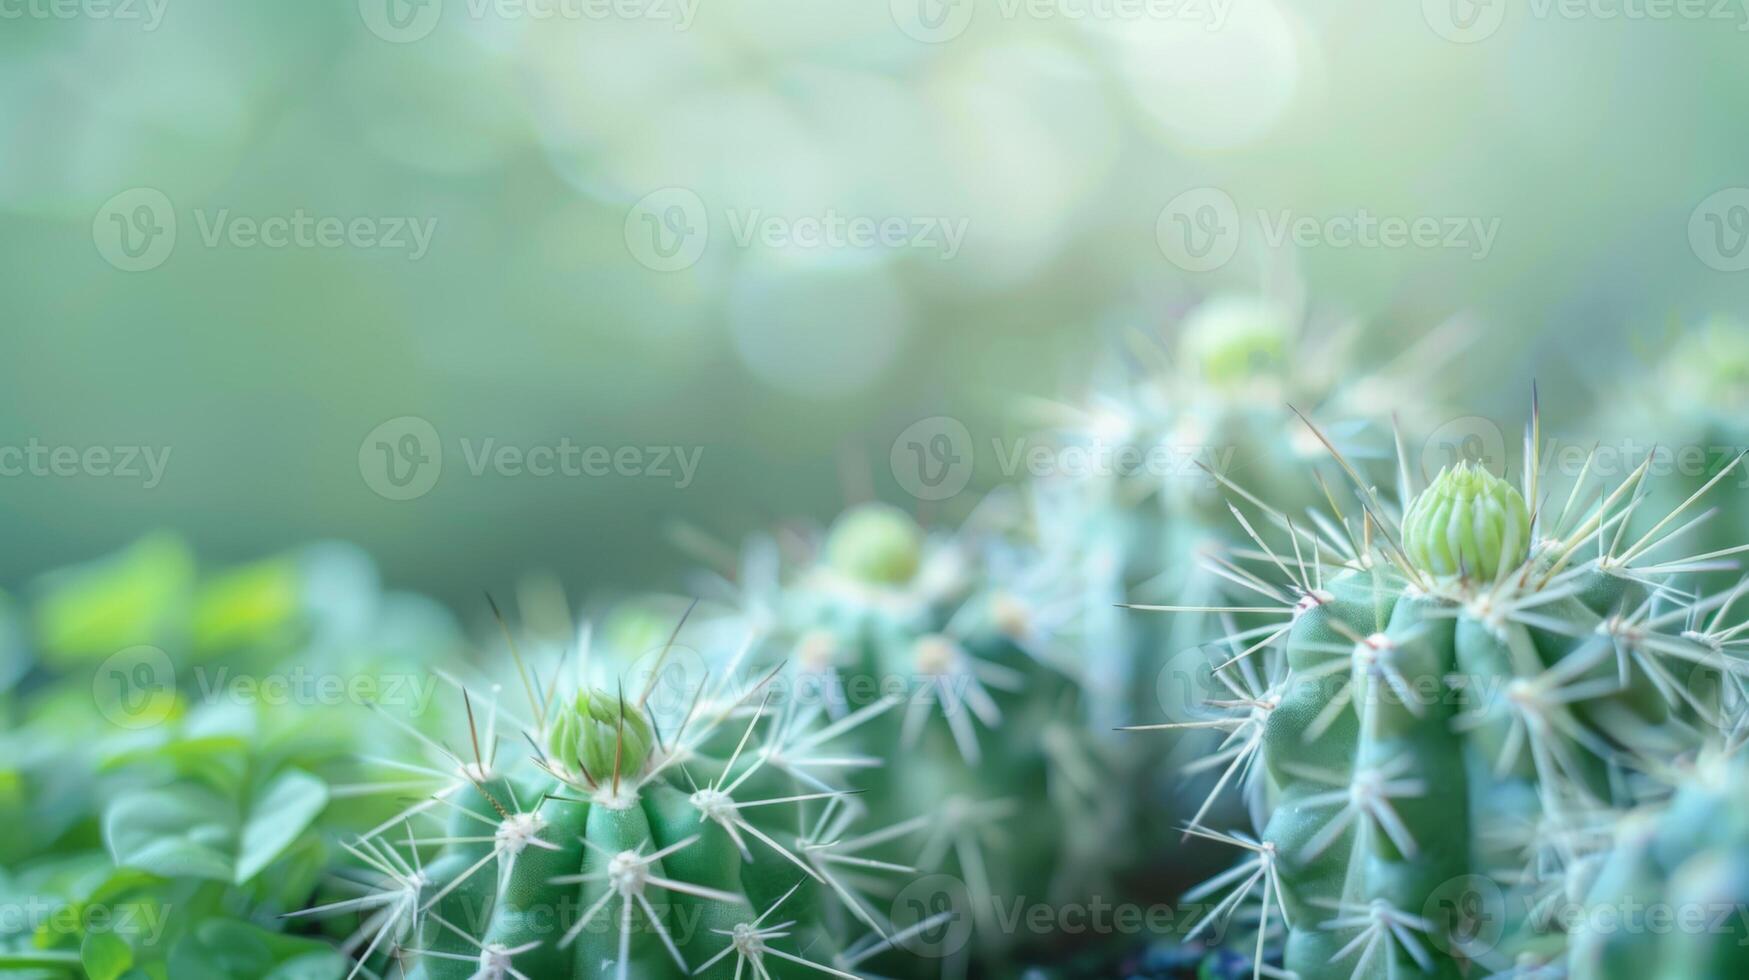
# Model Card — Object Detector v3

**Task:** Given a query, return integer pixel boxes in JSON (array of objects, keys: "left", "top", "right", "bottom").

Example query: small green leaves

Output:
[
  {"left": 80, "top": 930, "right": 133, "bottom": 980},
  {"left": 825, "top": 503, "right": 924, "bottom": 586},
  {"left": 103, "top": 769, "right": 328, "bottom": 885},
  {"left": 1401, "top": 462, "right": 1531, "bottom": 581},
  {"left": 546, "top": 688, "right": 654, "bottom": 783}
]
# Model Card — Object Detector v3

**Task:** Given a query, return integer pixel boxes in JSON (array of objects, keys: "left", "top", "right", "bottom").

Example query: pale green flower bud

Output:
[
  {"left": 1401, "top": 462, "right": 1531, "bottom": 581},
  {"left": 546, "top": 688, "right": 654, "bottom": 782}
]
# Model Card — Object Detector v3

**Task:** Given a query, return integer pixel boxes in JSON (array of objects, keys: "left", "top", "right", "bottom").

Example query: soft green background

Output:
[{"left": 3, "top": 0, "right": 1745, "bottom": 606}]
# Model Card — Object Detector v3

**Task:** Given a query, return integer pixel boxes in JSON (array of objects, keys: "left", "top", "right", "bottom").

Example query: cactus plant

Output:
[
  {"left": 686, "top": 497, "right": 1120, "bottom": 967},
  {"left": 1596, "top": 317, "right": 1749, "bottom": 591},
  {"left": 301, "top": 613, "right": 935, "bottom": 980},
  {"left": 1568, "top": 748, "right": 1749, "bottom": 980},
  {"left": 1141, "top": 406, "right": 1749, "bottom": 979},
  {"left": 1029, "top": 293, "right": 1476, "bottom": 734}
]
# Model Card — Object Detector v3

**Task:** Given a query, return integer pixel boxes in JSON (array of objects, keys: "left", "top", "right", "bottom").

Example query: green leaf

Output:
[
  {"left": 234, "top": 770, "right": 327, "bottom": 885},
  {"left": 103, "top": 769, "right": 330, "bottom": 887},
  {"left": 81, "top": 930, "right": 132, "bottom": 980},
  {"left": 166, "top": 920, "right": 343, "bottom": 980},
  {"left": 0, "top": 949, "right": 82, "bottom": 970},
  {"left": 32, "top": 535, "right": 194, "bottom": 664},
  {"left": 104, "top": 786, "right": 234, "bottom": 882}
]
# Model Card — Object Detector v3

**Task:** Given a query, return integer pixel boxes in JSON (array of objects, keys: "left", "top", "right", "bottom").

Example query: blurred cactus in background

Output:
[
  {"left": 1592, "top": 317, "right": 1749, "bottom": 596},
  {"left": 681, "top": 496, "right": 1120, "bottom": 971},
  {"left": 1570, "top": 748, "right": 1749, "bottom": 980}
]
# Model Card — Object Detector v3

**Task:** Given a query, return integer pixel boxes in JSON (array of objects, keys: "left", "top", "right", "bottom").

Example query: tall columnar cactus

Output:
[
  {"left": 1146, "top": 409, "right": 1749, "bottom": 979},
  {"left": 1569, "top": 749, "right": 1749, "bottom": 979},
  {"left": 300, "top": 624, "right": 932, "bottom": 980},
  {"left": 690, "top": 498, "right": 1118, "bottom": 965}
]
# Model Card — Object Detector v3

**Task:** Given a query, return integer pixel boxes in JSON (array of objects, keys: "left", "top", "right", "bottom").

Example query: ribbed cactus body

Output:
[
  {"left": 1570, "top": 754, "right": 1749, "bottom": 980},
  {"left": 400, "top": 740, "right": 834, "bottom": 980},
  {"left": 719, "top": 501, "right": 1110, "bottom": 963},
  {"left": 1264, "top": 562, "right": 1682, "bottom": 978},
  {"left": 1157, "top": 410, "right": 1748, "bottom": 980}
]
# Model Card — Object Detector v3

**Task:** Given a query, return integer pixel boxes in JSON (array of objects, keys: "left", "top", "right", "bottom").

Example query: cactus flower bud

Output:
[
  {"left": 1401, "top": 462, "right": 1531, "bottom": 581},
  {"left": 547, "top": 688, "right": 654, "bottom": 782},
  {"left": 825, "top": 503, "right": 923, "bottom": 587}
]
